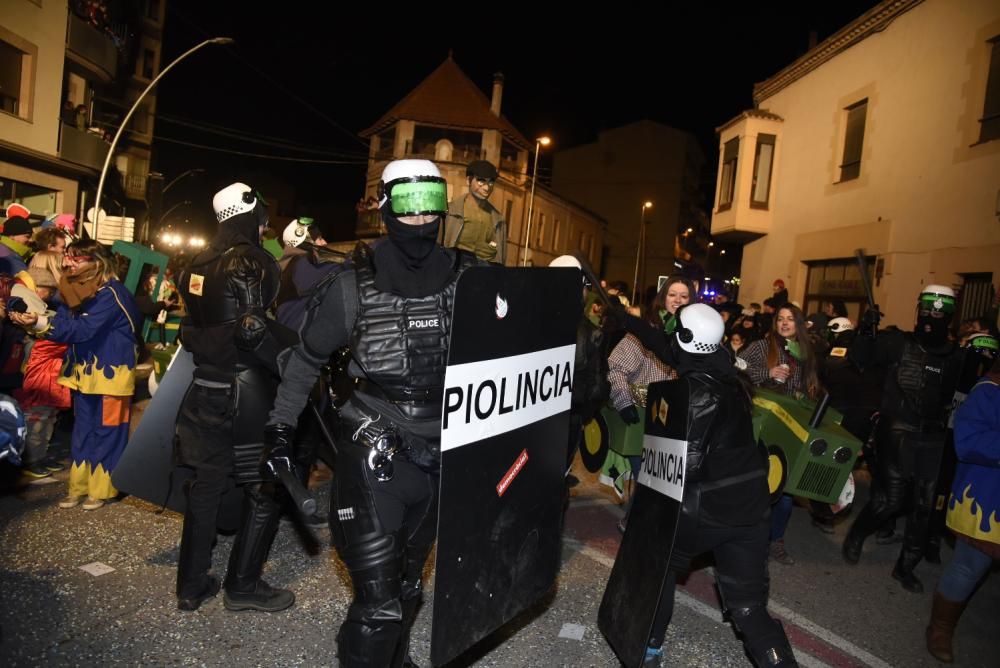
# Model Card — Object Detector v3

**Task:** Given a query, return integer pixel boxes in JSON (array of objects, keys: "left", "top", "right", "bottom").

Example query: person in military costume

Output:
[
  {"left": 842, "top": 285, "right": 965, "bottom": 593},
  {"left": 173, "top": 183, "right": 295, "bottom": 613},
  {"left": 638, "top": 304, "right": 796, "bottom": 667},
  {"left": 441, "top": 159, "right": 507, "bottom": 264},
  {"left": 264, "top": 159, "right": 480, "bottom": 667}
]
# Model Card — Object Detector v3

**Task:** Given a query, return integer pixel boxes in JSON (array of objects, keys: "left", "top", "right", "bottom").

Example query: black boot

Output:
[
  {"left": 842, "top": 527, "right": 865, "bottom": 565},
  {"left": 891, "top": 552, "right": 924, "bottom": 593},
  {"left": 176, "top": 478, "right": 225, "bottom": 610},
  {"left": 223, "top": 485, "right": 294, "bottom": 612}
]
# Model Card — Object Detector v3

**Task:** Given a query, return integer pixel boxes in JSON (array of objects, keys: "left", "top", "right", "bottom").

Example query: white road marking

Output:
[{"left": 565, "top": 540, "right": 896, "bottom": 668}]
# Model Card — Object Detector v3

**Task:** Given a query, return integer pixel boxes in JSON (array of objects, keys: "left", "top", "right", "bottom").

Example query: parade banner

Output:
[
  {"left": 599, "top": 379, "right": 687, "bottom": 668},
  {"left": 431, "top": 266, "right": 580, "bottom": 666}
]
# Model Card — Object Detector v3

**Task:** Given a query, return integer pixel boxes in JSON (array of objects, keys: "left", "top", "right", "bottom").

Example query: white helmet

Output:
[
  {"left": 828, "top": 317, "right": 853, "bottom": 333},
  {"left": 549, "top": 255, "right": 581, "bottom": 269},
  {"left": 282, "top": 218, "right": 311, "bottom": 248},
  {"left": 213, "top": 183, "right": 256, "bottom": 222},
  {"left": 378, "top": 159, "right": 448, "bottom": 217},
  {"left": 675, "top": 303, "right": 725, "bottom": 354},
  {"left": 919, "top": 284, "right": 957, "bottom": 315}
]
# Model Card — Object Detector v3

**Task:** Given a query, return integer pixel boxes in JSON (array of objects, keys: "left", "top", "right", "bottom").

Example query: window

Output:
[
  {"left": 141, "top": 48, "right": 156, "bottom": 80},
  {"left": 979, "top": 36, "right": 1000, "bottom": 143},
  {"left": 803, "top": 258, "right": 875, "bottom": 323},
  {"left": 535, "top": 213, "right": 546, "bottom": 247},
  {"left": 718, "top": 138, "right": 738, "bottom": 210},
  {"left": 131, "top": 105, "right": 149, "bottom": 135},
  {"left": 147, "top": 0, "right": 162, "bottom": 21},
  {"left": 552, "top": 218, "right": 561, "bottom": 251},
  {"left": 0, "top": 37, "right": 33, "bottom": 120},
  {"left": 839, "top": 99, "right": 867, "bottom": 182},
  {"left": 750, "top": 134, "right": 775, "bottom": 208}
]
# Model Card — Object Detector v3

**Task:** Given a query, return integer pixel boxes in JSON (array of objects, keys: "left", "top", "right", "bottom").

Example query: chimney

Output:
[{"left": 491, "top": 72, "right": 504, "bottom": 117}]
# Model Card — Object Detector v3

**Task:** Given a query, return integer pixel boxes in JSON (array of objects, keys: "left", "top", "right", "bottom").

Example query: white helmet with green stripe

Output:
[
  {"left": 918, "top": 284, "right": 956, "bottom": 315},
  {"left": 378, "top": 159, "right": 448, "bottom": 217}
]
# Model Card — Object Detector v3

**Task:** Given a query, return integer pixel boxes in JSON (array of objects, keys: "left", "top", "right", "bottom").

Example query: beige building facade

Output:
[
  {"left": 0, "top": 0, "right": 166, "bottom": 240},
  {"left": 711, "top": 0, "right": 1000, "bottom": 328}
]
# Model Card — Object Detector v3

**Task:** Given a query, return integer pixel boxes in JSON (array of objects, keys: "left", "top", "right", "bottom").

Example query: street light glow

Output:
[
  {"left": 521, "top": 135, "right": 553, "bottom": 266},
  {"left": 643, "top": 201, "right": 653, "bottom": 209}
]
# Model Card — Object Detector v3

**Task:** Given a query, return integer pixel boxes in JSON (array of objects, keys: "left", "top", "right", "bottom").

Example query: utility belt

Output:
[
  {"left": 337, "top": 400, "right": 405, "bottom": 482},
  {"left": 354, "top": 379, "right": 442, "bottom": 420}
]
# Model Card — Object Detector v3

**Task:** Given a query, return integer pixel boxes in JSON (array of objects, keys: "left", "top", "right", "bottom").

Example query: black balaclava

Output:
[
  {"left": 915, "top": 311, "right": 949, "bottom": 347},
  {"left": 374, "top": 205, "right": 453, "bottom": 298},
  {"left": 212, "top": 202, "right": 265, "bottom": 252}
]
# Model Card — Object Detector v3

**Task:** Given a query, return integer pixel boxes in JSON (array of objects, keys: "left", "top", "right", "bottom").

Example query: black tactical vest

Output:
[
  {"left": 349, "top": 244, "right": 476, "bottom": 405},
  {"left": 888, "top": 336, "right": 960, "bottom": 428}
]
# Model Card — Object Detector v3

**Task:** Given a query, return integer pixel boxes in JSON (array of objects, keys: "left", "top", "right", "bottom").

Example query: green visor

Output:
[
  {"left": 386, "top": 177, "right": 448, "bottom": 216},
  {"left": 918, "top": 292, "right": 956, "bottom": 313}
]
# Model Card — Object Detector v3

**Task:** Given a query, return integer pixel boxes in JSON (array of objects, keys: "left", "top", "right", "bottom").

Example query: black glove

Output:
[
  {"left": 618, "top": 405, "right": 641, "bottom": 425},
  {"left": 260, "top": 422, "right": 295, "bottom": 481},
  {"left": 859, "top": 306, "right": 881, "bottom": 339},
  {"left": 602, "top": 301, "right": 627, "bottom": 335}
]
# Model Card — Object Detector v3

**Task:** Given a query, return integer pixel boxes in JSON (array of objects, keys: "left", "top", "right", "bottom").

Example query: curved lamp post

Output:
[
  {"left": 94, "top": 37, "right": 233, "bottom": 241},
  {"left": 632, "top": 201, "right": 653, "bottom": 304},
  {"left": 521, "top": 136, "right": 551, "bottom": 267}
]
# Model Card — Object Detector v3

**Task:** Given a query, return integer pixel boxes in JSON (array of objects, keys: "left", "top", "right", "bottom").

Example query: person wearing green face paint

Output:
[{"left": 738, "top": 303, "right": 823, "bottom": 566}]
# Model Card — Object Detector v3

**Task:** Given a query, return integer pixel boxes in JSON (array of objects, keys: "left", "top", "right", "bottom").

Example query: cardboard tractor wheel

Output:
[
  {"left": 581, "top": 414, "right": 610, "bottom": 473},
  {"left": 765, "top": 443, "right": 788, "bottom": 504},
  {"left": 751, "top": 388, "right": 863, "bottom": 505}
]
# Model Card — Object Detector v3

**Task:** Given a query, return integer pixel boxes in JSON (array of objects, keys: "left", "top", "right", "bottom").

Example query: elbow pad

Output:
[{"left": 235, "top": 309, "right": 268, "bottom": 350}]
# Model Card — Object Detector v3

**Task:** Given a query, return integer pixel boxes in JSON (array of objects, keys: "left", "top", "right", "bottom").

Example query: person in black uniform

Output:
[
  {"left": 263, "top": 159, "right": 480, "bottom": 667},
  {"left": 173, "top": 182, "right": 295, "bottom": 613},
  {"left": 842, "top": 284, "right": 965, "bottom": 593},
  {"left": 638, "top": 304, "right": 796, "bottom": 667}
]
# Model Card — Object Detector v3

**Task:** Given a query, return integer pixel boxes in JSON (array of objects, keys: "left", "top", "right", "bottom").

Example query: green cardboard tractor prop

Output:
[{"left": 581, "top": 386, "right": 861, "bottom": 505}]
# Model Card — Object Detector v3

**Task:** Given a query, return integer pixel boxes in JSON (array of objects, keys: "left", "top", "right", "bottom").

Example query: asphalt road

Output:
[{"left": 1, "top": 428, "right": 995, "bottom": 667}]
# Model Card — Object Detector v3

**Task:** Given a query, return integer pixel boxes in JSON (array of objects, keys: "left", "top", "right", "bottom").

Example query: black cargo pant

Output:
[
  {"left": 174, "top": 379, "right": 283, "bottom": 599},
  {"left": 648, "top": 519, "right": 793, "bottom": 664}
]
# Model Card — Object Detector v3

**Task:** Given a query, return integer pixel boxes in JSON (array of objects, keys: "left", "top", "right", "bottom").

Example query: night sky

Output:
[{"left": 153, "top": 3, "right": 882, "bottom": 241}]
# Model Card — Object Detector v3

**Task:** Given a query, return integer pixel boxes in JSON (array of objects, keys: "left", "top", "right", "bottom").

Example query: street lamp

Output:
[
  {"left": 94, "top": 37, "right": 233, "bottom": 241},
  {"left": 521, "top": 135, "right": 551, "bottom": 267},
  {"left": 632, "top": 201, "right": 653, "bottom": 304},
  {"left": 163, "top": 168, "right": 206, "bottom": 196}
]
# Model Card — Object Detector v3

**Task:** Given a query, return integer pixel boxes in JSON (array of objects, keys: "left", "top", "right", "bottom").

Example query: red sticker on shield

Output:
[{"left": 496, "top": 449, "right": 529, "bottom": 497}]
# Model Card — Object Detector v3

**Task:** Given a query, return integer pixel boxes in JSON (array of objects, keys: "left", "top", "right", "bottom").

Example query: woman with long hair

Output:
[
  {"left": 738, "top": 303, "right": 822, "bottom": 565},
  {"left": 607, "top": 276, "right": 695, "bottom": 531},
  {"left": 11, "top": 240, "right": 142, "bottom": 510}
]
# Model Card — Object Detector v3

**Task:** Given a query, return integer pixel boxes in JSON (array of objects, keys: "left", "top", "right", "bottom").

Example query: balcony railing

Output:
[
  {"left": 59, "top": 122, "right": 110, "bottom": 171},
  {"left": 66, "top": 13, "right": 119, "bottom": 80}
]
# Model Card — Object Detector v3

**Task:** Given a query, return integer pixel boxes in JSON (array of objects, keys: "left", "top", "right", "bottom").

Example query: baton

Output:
[
  {"left": 854, "top": 249, "right": 878, "bottom": 313},
  {"left": 276, "top": 465, "right": 317, "bottom": 517}
]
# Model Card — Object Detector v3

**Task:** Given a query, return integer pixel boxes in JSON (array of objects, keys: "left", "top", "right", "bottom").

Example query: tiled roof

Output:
[
  {"left": 716, "top": 109, "right": 784, "bottom": 133},
  {"left": 359, "top": 56, "right": 531, "bottom": 149}
]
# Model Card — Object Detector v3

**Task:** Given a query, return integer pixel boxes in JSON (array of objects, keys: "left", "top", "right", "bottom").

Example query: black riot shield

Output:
[
  {"left": 431, "top": 266, "right": 580, "bottom": 666},
  {"left": 599, "top": 379, "right": 688, "bottom": 668},
  {"left": 113, "top": 346, "right": 194, "bottom": 511}
]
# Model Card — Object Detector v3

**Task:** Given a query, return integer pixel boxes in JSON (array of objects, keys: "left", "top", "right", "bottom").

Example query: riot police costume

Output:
[
  {"left": 843, "top": 285, "right": 965, "bottom": 593},
  {"left": 174, "top": 183, "right": 295, "bottom": 612},
  {"left": 640, "top": 305, "right": 797, "bottom": 668},
  {"left": 265, "top": 160, "right": 479, "bottom": 667}
]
